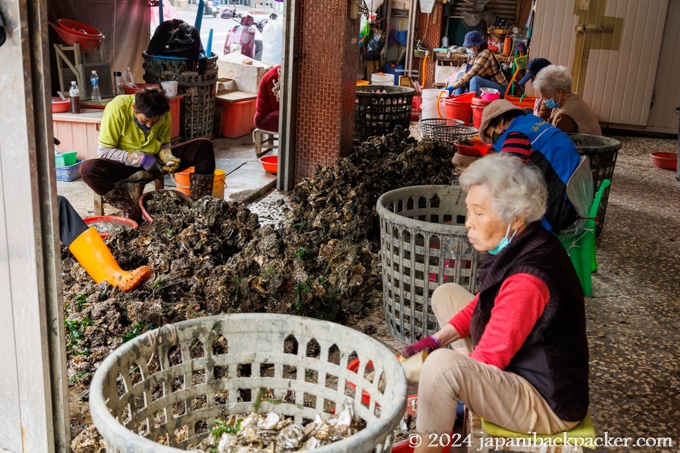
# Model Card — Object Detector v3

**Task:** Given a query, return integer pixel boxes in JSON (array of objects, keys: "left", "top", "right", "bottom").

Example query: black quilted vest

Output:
[{"left": 471, "top": 222, "right": 589, "bottom": 421}]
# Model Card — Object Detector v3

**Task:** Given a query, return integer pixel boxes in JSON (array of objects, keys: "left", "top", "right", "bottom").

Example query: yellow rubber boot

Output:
[{"left": 68, "top": 227, "right": 151, "bottom": 292}]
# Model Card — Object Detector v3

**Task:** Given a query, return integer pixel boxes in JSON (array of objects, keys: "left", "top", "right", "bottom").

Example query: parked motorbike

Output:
[{"left": 221, "top": 6, "right": 276, "bottom": 60}]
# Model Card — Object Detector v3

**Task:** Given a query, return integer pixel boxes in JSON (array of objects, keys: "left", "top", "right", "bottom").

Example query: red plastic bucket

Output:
[
  {"left": 346, "top": 358, "right": 374, "bottom": 407},
  {"left": 443, "top": 93, "right": 474, "bottom": 126},
  {"left": 471, "top": 97, "right": 493, "bottom": 130},
  {"left": 391, "top": 394, "right": 455, "bottom": 453},
  {"left": 83, "top": 216, "right": 138, "bottom": 239}
]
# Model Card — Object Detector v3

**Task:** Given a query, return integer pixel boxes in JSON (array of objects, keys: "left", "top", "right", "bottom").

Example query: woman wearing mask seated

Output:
[
  {"left": 533, "top": 64, "right": 602, "bottom": 135},
  {"left": 402, "top": 153, "right": 589, "bottom": 453},
  {"left": 449, "top": 30, "right": 507, "bottom": 97}
]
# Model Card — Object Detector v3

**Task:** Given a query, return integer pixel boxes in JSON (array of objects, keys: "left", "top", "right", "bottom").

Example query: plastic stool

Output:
[
  {"left": 252, "top": 128, "right": 278, "bottom": 157},
  {"left": 476, "top": 412, "right": 596, "bottom": 452},
  {"left": 93, "top": 175, "right": 164, "bottom": 216}
]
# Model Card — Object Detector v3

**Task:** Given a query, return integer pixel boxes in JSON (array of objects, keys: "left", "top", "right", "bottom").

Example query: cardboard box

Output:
[{"left": 217, "top": 55, "right": 272, "bottom": 94}]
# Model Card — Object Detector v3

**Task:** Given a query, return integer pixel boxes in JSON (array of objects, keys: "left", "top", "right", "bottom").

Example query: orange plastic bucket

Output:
[
  {"left": 173, "top": 167, "right": 226, "bottom": 199},
  {"left": 506, "top": 95, "right": 537, "bottom": 111}
]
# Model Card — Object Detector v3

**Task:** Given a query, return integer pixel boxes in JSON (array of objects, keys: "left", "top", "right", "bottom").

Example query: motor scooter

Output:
[{"left": 221, "top": 6, "right": 275, "bottom": 60}]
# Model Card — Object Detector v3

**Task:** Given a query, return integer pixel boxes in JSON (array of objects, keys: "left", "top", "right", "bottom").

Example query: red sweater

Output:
[
  {"left": 254, "top": 64, "right": 281, "bottom": 132},
  {"left": 449, "top": 273, "right": 549, "bottom": 369}
]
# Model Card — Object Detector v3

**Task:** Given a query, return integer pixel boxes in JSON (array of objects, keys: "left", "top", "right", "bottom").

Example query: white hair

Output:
[
  {"left": 533, "top": 64, "right": 572, "bottom": 94},
  {"left": 459, "top": 153, "right": 547, "bottom": 224}
]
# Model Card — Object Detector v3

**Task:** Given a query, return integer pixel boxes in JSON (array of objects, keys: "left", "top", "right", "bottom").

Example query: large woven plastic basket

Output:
[
  {"left": 568, "top": 133, "right": 621, "bottom": 236},
  {"left": 89, "top": 313, "right": 407, "bottom": 452},
  {"left": 143, "top": 52, "right": 218, "bottom": 140},
  {"left": 377, "top": 185, "right": 483, "bottom": 343},
  {"left": 355, "top": 85, "right": 415, "bottom": 141}
]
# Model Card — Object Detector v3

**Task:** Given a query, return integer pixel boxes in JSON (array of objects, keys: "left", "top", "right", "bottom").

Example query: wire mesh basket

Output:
[
  {"left": 420, "top": 118, "right": 478, "bottom": 142},
  {"left": 89, "top": 313, "right": 407, "bottom": 453}
]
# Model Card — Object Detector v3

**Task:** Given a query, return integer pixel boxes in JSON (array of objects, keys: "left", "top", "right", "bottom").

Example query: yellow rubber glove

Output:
[{"left": 158, "top": 148, "right": 181, "bottom": 173}]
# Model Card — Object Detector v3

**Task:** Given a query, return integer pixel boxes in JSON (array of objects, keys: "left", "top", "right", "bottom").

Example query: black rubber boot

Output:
[
  {"left": 189, "top": 173, "right": 214, "bottom": 201},
  {"left": 102, "top": 183, "right": 142, "bottom": 223}
]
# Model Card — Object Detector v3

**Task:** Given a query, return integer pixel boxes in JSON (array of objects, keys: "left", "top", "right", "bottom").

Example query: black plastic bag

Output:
[
  {"left": 146, "top": 19, "right": 204, "bottom": 61},
  {"left": 363, "top": 32, "right": 384, "bottom": 61}
]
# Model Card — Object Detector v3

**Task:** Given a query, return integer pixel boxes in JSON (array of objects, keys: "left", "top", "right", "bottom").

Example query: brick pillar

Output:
[
  {"left": 294, "top": 0, "right": 361, "bottom": 182},
  {"left": 416, "top": 7, "right": 443, "bottom": 89}
]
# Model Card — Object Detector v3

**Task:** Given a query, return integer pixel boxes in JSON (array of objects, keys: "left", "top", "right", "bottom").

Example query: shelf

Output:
[{"left": 54, "top": 43, "right": 112, "bottom": 100}]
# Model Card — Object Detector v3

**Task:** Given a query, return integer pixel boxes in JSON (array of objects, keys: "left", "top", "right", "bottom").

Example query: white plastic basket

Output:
[{"left": 89, "top": 313, "right": 407, "bottom": 452}]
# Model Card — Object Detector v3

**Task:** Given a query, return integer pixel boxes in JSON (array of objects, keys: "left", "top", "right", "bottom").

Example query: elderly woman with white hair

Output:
[
  {"left": 533, "top": 64, "right": 602, "bottom": 135},
  {"left": 401, "top": 153, "right": 589, "bottom": 452}
]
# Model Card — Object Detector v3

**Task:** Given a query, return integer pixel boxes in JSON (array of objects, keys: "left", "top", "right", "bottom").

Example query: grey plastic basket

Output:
[
  {"left": 377, "top": 185, "right": 483, "bottom": 343},
  {"left": 89, "top": 313, "right": 407, "bottom": 452}
]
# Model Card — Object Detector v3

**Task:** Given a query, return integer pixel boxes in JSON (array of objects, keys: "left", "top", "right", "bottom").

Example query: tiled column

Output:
[{"left": 294, "top": 0, "right": 361, "bottom": 181}]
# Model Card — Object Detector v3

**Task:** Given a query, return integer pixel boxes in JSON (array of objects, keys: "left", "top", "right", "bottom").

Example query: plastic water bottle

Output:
[
  {"left": 123, "top": 67, "right": 136, "bottom": 87},
  {"left": 69, "top": 81, "right": 80, "bottom": 114},
  {"left": 90, "top": 70, "right": 101, "bottom": 101},
  {"left": 113, "top": 71, "right": 124, "bottom": 96}
]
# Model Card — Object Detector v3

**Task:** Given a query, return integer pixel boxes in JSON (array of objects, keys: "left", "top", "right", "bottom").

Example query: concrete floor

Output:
[
  {"left": 582, "top": 134, "right": 679, "bottom": 451},
  {"left": 56, "top": 132, "right": 680, "bottom": 451},
  {"left": 57, "top": 135, "right": 278, "bottom": 216}
]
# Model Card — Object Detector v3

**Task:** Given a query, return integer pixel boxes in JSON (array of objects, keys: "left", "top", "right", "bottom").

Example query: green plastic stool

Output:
[
  {"left": 481, "top": 412, "right": 596, "bottom": 451},
  {"left": 558, "top": 179, "right": 611, "bottom": 296}
]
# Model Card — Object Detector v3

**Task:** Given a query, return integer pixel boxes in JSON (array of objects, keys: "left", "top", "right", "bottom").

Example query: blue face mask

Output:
[
  {"left": 544, "top": 97, "right": 560, "bottom": 109},
  {"left": 135, "top": 117, "right": 151, "bottom": 133},
  {"left": 466, "top": 48, "right": 476, "bottom": 55},
  {"left": 488, "top": 223, "right": 517, "bottom": 255}
]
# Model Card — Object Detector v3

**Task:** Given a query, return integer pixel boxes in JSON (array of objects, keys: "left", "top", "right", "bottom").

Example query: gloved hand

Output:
[
  {"left": 158, "top": 148, "right": 181, "bottom": 173},
  {"left": 401, "top": 335, "right": 440, "bottom": 359},
  {"left": 125, "top": 150, "right": 145, "bottom": 167},
  {"left": 140, "top": 154, "right": 157, "bottom": 171}
]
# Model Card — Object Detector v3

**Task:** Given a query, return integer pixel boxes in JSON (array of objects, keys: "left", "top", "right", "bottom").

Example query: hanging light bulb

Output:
[{"left": 367, "top": 0, "right": 384, "bottom": 12}]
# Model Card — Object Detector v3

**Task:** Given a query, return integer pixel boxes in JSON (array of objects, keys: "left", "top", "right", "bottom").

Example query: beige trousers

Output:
[{"left": 415, "top": 283, "right": 579, "bottom": 438}]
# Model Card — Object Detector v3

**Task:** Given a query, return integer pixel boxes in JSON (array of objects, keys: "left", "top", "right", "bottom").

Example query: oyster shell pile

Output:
[
  {"left": 190, "top": 405, "right": 356, "bottom": 452},
  {"left": 66, "top": 128, "right": 457, "bottom": 452}
]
